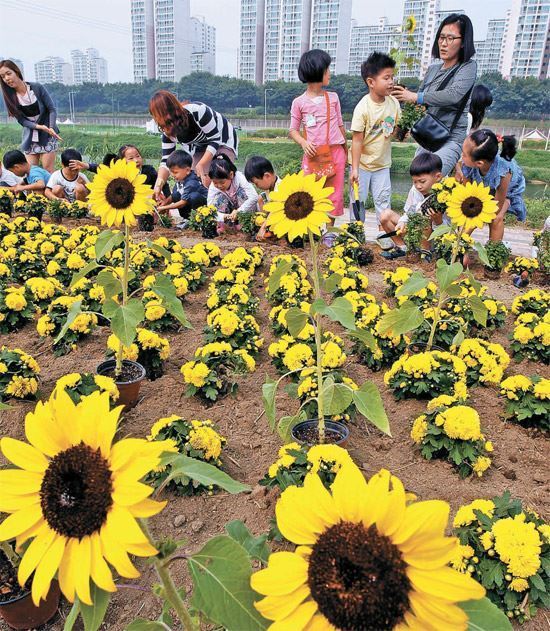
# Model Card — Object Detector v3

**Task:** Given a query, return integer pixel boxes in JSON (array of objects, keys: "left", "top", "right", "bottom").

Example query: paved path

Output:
[{"left": 335, "top": 212, "right": 535, "bottom": 256}]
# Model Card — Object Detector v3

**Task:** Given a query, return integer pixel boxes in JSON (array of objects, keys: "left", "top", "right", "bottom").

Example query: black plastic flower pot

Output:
[
  {"left": 201, "top": 224, "right": 218, "bottom": 239},
  {"left": 291, "top": 419, "right": 349, "bottom": 446},
  {"left": 138, "top": 214, "right": 154, "bottom": 232},
  {"left": 96, "top": 359, "right": 146, "bottom": 411},
  {"left": 0, "top": 581, "right": 60, "bottom": 630},
  {"left": 27, "top": 209, "right": 43, "bottom": 221}
]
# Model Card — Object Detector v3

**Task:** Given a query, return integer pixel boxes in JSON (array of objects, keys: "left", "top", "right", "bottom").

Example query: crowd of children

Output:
[{"left": 1, "top": 47, "right": 534, "bottom": 255}]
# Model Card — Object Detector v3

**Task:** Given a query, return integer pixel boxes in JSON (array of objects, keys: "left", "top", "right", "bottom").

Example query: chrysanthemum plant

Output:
[
  {"left": 262, "top": 172, "right": 389, "bottom": 443},
  {"left": 378, "top": 180, "right": 498, "bottom": 350},
  {"left": 55, "top": 160, "right": 190, "bottom": 378}
]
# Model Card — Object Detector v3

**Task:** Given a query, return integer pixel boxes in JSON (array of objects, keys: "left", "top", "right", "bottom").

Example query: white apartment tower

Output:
[
  {"left": 34, "top": 57, "right": 73, "bottom": 85},
  {"left": 507, "top": 0, "right": 550, "bottom": 79},
  {"left": 71, "top": 48, "right": 108, "bottom": 84},
  {"left": 154, "top": 0, "right": 192, "bottom": 81},
  {"left": 190, "top": 16, "right": 216, "bottom": 74},
  {"left": 311, "top": 0, "right": 352, "bottom": 75},
  {"left": 131, "top": 0, "right": 156, "bottom": 81},
  {"left": 348, "top": 18, "right": 400, "bottom": 76},
  {"left": 239, "top": 0, "right": 265, "bottom": 83},
  {"left": 475, "top": 18, "right": 507, "bottom": 75}
]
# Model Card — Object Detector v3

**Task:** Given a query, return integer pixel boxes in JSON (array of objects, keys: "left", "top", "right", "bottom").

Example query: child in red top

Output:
[{"left": 289, "top": 49, "right": 347, "bottom": 231}]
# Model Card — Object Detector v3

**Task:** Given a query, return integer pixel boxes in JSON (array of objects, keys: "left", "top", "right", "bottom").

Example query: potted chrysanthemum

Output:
[{"left": 262, "top": 171, "right": 388, "bottom": 444}]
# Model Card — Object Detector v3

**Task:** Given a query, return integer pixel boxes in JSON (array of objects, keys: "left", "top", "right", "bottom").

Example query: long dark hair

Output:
[
  {"left": 469, "top": 129, "right": 518, "bottom": 162},
  {"left": 0, "top": 59, "right": 25, "bottom": 118},
  {"left": 432, "top": 14, "right": 476, "bottom": 63},
  {"left": 149, "top": 90, "right": 198, "bottom": 141},
  {"left": 469, "top": 84, "right": 493, "bottom": 130}
]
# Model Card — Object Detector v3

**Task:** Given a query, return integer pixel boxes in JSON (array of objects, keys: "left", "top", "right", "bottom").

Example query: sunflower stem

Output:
[
  {"left": 309, "top": 230, "right": 325, "bottom": 443},
  {"left": 115, "top": 224, "right": 131, "bottom": 378},
  {"left": 139, "top": 520, "right": 197, "bottom": 631}
]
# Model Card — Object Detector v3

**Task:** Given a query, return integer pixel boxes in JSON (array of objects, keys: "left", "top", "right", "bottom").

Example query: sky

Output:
[{"left": 0, "top": 0, "right": 509, "bottom": 82}]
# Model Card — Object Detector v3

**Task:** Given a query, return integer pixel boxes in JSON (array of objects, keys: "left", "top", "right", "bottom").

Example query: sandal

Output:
[
  {"left": 420, "top": 249, "right": 432, "bottom": 263},
  {"left": 381, "top": 247, "right": 407, "bottom": 260}
]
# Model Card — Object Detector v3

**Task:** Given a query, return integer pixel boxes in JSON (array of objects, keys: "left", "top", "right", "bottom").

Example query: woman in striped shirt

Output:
[{"left": 149, "top": 90, "right": 238, "bottom": 200}]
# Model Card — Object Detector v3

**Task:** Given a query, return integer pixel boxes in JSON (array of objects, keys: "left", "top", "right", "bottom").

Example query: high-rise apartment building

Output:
[
  {"left": 154, "top": 0, "right": 191, "bottom": 81},
  {"left": 34, "top": 56, "right": 73, "bottom": 85},
  {"left": 240, "top": 0, "right": 351, "bottom": 83},
  {"left": 506, "top": 0, "right": 550, "bottom": 79},
  {"left": 131, "top": 0, "right": 156, "bottom": 82},
  {"left": 190, "top": 16, "right": 216, "bottom": 74},
  {"left": 71, "top": 48, "right": 108, "bottom": 84},
  {"left": 475, "top": 18, "right": 507, "bottom": 75},
  {"left": 348, "top": 18, "right": 400, "bottom": 76}
]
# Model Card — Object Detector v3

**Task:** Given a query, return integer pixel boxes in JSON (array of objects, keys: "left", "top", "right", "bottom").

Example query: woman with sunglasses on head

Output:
[
  {"left": 392, "top": 14, "right": 477, "bottom": 176},
  {"left": 148, "top": 91, "right": 238, "bottom": 202}
]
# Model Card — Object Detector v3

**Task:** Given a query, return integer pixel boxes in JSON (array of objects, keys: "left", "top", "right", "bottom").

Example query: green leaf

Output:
[
  {"left": 110, "top": 299, "right": 145, "bottom": 347},
  {"left": 70, "top": 260, "right": 99, "bottom": 288},
  {"left": 429, "top": 223, "right": 452, "bottom": 240},
  {"left": 95, "top": 229, "right": 124, "bottom": 260},
  {"left": 347, "top": 327, "right": 376, "bottom": 351},
  {"left": 467, "top": 295, "right": 488, "bottom": 327},
  {"left": 54, "top": 300, "right": 83, "bottom": 344},
  {"left": 436, "top": 259, "right": 463, "bottom": 292},
  {"left": 321, "top": 380, "right": 353, "bottom": 415},
  {"left": 395, "top": 271, "right": 429, "bottom": 297},
  {"left": 445, "top": 283, "right": 463, "bottom": 298},
  {"left": 323, "top": 273, "right": 342, "bottom": 293},
  {"left": 225, "top": 520, "right": 270, "bottom": 564},
  {"left": 285, "top": 307, "right": 308, "bottom": 337},
  {"left": 96, "top": 269, "right": 122, "bottom": 299},
  {"left": 80, "top": 585, "right": 111, "bottom": 631},
  {"left": 315, "top": 296, "right": 356, "bottom": 330},
  {"left": 160, "top": 455, "right": 250, "bottom": 494},
  {"left": 474, "top": 241, "right": 490, "bottom": 266},
  {"left": 267, "top": 260, "right": 292, "bottom": 298},
  {"left": 452, "top": 330, "right": 465, "bottom": 347},
  {"left": 146, "top": 239, "right": 172, "bottom": 262},
  {"left": 63, "top": 599, "right": 80, "bottom": 631},
  {"left": 262, "top": 376, "right": 277, "bottom": 430},
  {"left": 353, "top": 382, "right": 390, "bottom": 436},
  {"left": 189, "top": 535, "right": 269, "bottom": 631},
  {"left": 125, "top": 621, "right": 172, "bottom": 631},
  {"left": 377, "top": 301, "right": 424, "bottom": 336},
  {"left": 460, "top": 597, "right": 513, "bottom": 631},
  {"left": 278, "top": 412, "right": 305, "bottom": 443},
  {"left": 151, "top": 274, "right": 191, "bottom": 328}
]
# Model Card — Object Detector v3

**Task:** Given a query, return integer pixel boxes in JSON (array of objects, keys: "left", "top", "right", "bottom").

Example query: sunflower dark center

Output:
[
  {"left": 105, "top": 178, "right": 135, "bottom": 209},
  {"left": 283, "top": 191, "right": 314, "bottom": 221},
  {"left": 308, "top": 521, "right": 411, "bottom": 631},
  {"left": 460, "top": 196, "right": 483, "bottom": 218},
  {"left": 40, "top": 443, "right": 113, "bottom": 538}
]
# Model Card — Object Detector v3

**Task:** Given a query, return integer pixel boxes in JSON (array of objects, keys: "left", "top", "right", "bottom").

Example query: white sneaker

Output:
[{"left": 377, "top": 231, "right": 395, "bottom": 251}]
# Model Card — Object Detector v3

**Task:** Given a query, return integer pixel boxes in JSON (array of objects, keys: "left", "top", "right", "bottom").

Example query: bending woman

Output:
[
  {"left": 392, "top": 14, "right": 477, "bottom": 175},
  {"left": 149, "top": 90, "right": 238, "bottom": 199},
  {"left": 0, "top": 60, "right": 62, "bottom": 173}
]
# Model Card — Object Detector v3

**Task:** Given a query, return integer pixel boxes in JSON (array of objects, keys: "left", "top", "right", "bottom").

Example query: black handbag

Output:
[{"left": 411, "top": 65, "right": 473, "bottom": 152}]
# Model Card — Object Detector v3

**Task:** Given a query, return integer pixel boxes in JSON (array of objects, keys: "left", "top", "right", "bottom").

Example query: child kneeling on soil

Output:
[
  {"left": 157, "top": 150, "right": 207, "bottom": 226},
  {"left": 379, "top": 152, "right": 444, "bottom": 260},
  {"left": 244, "top": 155, "right": 281, "bottom": 242},
  {"left": 207, "top": 154, "right": 258, "bottom": 234},
  {"left": 45, "top": 148, "right": 89, "bottom": 202}
]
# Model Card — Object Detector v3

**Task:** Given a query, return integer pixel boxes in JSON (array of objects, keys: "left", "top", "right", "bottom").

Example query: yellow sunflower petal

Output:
[
  {"left": 104, "top": 505, "right": 150, "bottom": 545},
  {"left": 268, "top": 600, "right": 318, "bottom": 631},
  {"left": 17, "top": 523, "right": 56, "bottom": 587},
  {"left": 100, "top": 526, "right": 140, "bottom": 578},
  {"left": 408, "top": 591, "right": 468, "bottom": 630},
  {"left": 0, "top": 503, "right": 43, "bottom": 540},
  {"left": 251, "top": 552, "right": 308, "bottom": 597},
  {"left": 73, "top": 535, "right": 93, "bottom": 605},
  {"left": 58, "top": 537, "right": 78, "bottom": 602},
  {"left": 0, "top": 493, "right": 40, "bottom": 513},
  {"left": 112, "top": 479, "right": 153, "bottom": 506},
  {"left": 376, "top": 475, "right": 406, "bottom": 537},
  {"left": 392, "top": 500, "right": 449, "bottom": 548},
  {"left": 255, "top": 583, "right": 311, "bottom": 621},
  {"left": 330, "top": 461, "right": 368, "bottom": 523},
  {"left": 407, "top": 566, "right": 485, "bottom": 602},
  {"left": 31, "top": 533, "right": 66, "bottom": 606},
  {"left": 90, "top": 533, "right": 116, "bottom": 593},
  {"left": 129, "top": 498, "right": 167, "bottom": 518},
  {"left": 402, "top": 536, "right": 458, "bottom": 570},
  {"left": 304, "top": 613, "right": 338, "bottom": 630},
  {"left": 1, "top": 437, "right": 49, "bottom": 472}
]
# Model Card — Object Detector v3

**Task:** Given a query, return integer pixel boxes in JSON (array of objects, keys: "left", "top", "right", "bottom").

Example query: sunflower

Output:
[
  {"left": 0, "top": 390, "right": 172, "bottom": 606},
  {"left": 251, "top": 464, "right": 484, "bottom": 630},
  {"left": 445, "top": 181, "right": 498, "bottom": 231},
  {"left": 87, "top": 159, "right": 154, "bottom": 228},
  {"left": 264, "top": 171, "right": 334, "bottom": 242},
  {"left": 404, "top": 15, "right": 416, "bottom": 33}
]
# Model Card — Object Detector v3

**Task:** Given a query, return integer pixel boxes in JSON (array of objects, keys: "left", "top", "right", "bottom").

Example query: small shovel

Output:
[
  {"left": 351, "top": 181, "right": 365, "bottom": 222},
  {"left": 376, "top": 229, "right": 398, "bottom": 251}
]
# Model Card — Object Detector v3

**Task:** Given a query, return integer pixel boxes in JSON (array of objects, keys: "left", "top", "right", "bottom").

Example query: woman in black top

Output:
[{"left": 0, "top": 59, "right": 62, "bottom": 173}]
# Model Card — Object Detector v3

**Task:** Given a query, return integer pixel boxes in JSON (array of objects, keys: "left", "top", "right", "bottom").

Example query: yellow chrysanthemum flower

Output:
[
  {"left": 251, "top": 465, "right": 484, "bottom": 630},
  {"left": 87, "top": 159, "right": 154, "bottom": 228},
  {"left": 0, "top": 391, "right": 169, "bottom": 606},
  {"left": 264, "top": 171, "right": 334, "bottom": 242},
  {"left": 446, "top": 181, "right": 498, "bottom": 231}
]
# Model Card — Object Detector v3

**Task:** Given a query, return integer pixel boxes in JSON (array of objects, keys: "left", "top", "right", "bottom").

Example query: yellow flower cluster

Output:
[
  {"left": 4, "top": 286, "right": 27, "bottom": 311},
  {"left": 385, "top": 350, "right": 466, "bottom": 382},
  {"left": 188, "top": 420, "right": 226, "bottom": 461},
  {"left": 436, "top": 405, "right": 482, "bottom": 440},
  {"left": 181, "top": 360, "right": 211, "bottom": 388},
  {"left": 505, "top": 256, "right": 539, "bottom": 275},
  {"left": 511, "top": 288, "right": 550, "bottom": 316},
  {"left": 53, "top": 372, "right": 119, "bottom": 402},
  {"left": 453, "top": 499, "right": 496, "bottom": 528},
  {"left": 4, "top": 375, "right": 39, "bottom": 398},
  {"left": 492, "top": 514, "right": 542, "bottom": 579},
  {"left": 25, "top": 276, "right": 62, "bottom": 301},
  {"left": 452, "top": 338, "right": 510, "bottom": 385}
]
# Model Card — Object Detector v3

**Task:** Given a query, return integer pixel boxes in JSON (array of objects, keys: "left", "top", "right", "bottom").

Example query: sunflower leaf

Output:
[
  {"left": 467, "top": 295, "right": 488, "bottom": 327},
  {"left": 278, "top": 411, "right": 306, "bottom": 442},
  {"left": 225, "top": 520, "right": 270, "bottom": 564},
  {"left": 315, "top": 296, "right": 356, "bottom": 330},
  {"left": 80, "top": 585, "right": 111, "bottom": 631},
  {"left": 146, "top": 239, "right": 172, "bottom": 263},
  {"left": 323, "top": 273, "right": 343, "bottom": 293},
  {"left": 428, "top": 224, "right": 452, "bottom": 241},
  {"left": 70, "top": 260, "right": 100, "bottom": 288},
  {"left": 436, "top": 260, "right": 463, "bottom": 293},
  {"left": 63, "top": 599, "right": 80, "bottom": 631},
  {"left": 377, "top": 301, "right": 424, "bottom": 336},
  {"left": 353, "top": 382, "right": 390, "bottom": 436},
  {"left": 160, "top": 455, "right": 250, "bottom": 494},
  {"left": 460, "top": 597, "right": 513, "bottom": 631},
  {"left": 94, "top": 229, "right": 124, "bottom": 260},
  {"left": 267, "top": 260, "right": 292, "bottom": 298},
  {"left": 54, "top": 299, "right": 82, "bottom": 343},
  {"left": 473, "top": 241, "right": 490, "bottom": 267},
  {"left": 285, "top": 307, "right": 308, "bottom": 337},
  {"left": 347, "top": 327, "right": 377, "bottom": 351},
  {"left": 321, "top": 381, "right": 354, "bottom": 415},
  {"left": 189, "top": 535, "right": 269, "bottom": 631},
  {"left": 395, "top": 271, "right": 429, "bottom": 297},
  {"left": 262, "top": 375, "right": 277, "bottom": 430},
  {"left": 110, "top": 299, "right": 145, "bottom": 346},
  {"left": 151, "top": 274, "right": 191, "bottom": 328},
  {"left": 96, "top": 269, "right": 123, "bottom": 299}
]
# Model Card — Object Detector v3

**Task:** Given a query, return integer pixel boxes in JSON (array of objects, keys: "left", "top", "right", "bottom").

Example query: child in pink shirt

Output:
[{"left": 289, "top": 49, "right": 347, "bottom": 227}]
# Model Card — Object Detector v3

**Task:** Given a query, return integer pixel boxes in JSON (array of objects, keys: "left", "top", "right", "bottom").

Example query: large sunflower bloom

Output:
[
  {"left": 264, "top": 171, "right": 334, "bottom": 242},
  {"left": 445, "top": 181, "right": 498, "bottom": 231},
  {"left": 251, "top": 464, "right": 485, "bottom": 630},
  {"left": 0, "top": 390, "right": 170, "bottom": 606},
  {"left": 87, "top": 159, "right": 154, "bottom": 228}
]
